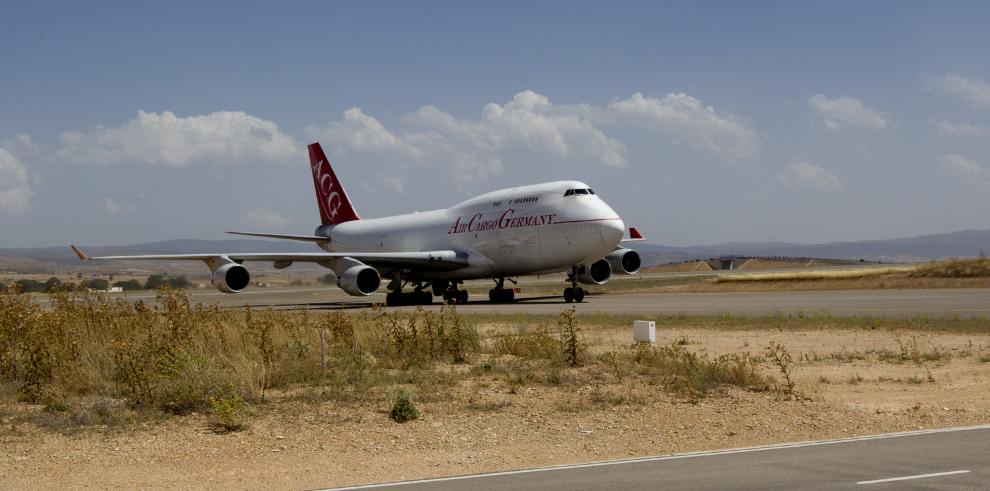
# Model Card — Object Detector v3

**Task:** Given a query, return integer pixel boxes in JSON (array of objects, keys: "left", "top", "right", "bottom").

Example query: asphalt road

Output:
[
  {"left": 330, "top": 425, "right": 990, "bottom": 490},
  {"left": 84, "top": 286, "right": 990, "bottom": 316}
]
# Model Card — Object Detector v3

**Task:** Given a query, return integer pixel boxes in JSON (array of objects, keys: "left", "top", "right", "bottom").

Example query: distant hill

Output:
[
  {"left": 1, "top": 229, "right": 989, "bottom": 274},
  {"left": 629, "top": 229, "right": 990, "bottom": 266}
]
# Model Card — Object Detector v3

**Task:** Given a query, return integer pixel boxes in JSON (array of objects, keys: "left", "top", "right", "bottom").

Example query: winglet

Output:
[
  {"left": 70, "top": 244, "right": 90, "bottom": 261},
  {"left": 630, "top": 227, "right": 643, "bottom": 240}
]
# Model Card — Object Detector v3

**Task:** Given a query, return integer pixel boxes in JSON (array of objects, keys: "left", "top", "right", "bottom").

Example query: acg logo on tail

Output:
[
  {"left": 312, "top": 159, "right": 344, "bottom": 221},
  {"left": 307, "top": 142, "right": 360, "bottom": 226}
]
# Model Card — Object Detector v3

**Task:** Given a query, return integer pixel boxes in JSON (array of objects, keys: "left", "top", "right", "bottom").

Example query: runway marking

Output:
[
  {"left": 324, "top": 424, "right": 990, "bottom": 490},
  {"left": 857, "top": 470, "right": 970, "bottom": 485}
]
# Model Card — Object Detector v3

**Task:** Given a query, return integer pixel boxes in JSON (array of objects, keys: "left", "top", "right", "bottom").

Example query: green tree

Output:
[
  {"left": 83, "top": 278, "right": 110, "bottom": 290},
  {"left": 113, "top": 279, "right": 143, "bottom": 291},
  {"left": 16, "top": 279, "right": 45, "bottom": 293},
  {"left": 168, "top": 275, "right": 190, "bottom": 289},
  {"left": 145, "top": 274, "right": 166, "bottom": 290},
  {"left": 44, "top": 276, "right": 62, "bottom": 292}
]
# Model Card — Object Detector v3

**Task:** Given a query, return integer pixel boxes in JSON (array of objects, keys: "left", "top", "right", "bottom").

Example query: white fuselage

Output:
[{"left": 316, "top": 180, "right": 625, "bottom": 280}]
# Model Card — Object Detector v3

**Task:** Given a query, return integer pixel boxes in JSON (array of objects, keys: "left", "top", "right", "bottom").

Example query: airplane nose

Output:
[{"left": 601, "top": 218, "right": 625, "bottom": 246}]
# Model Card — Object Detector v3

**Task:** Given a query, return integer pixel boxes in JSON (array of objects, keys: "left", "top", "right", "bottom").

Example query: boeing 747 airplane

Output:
[{"left": 71, "top": 143, "right": 643, "bottom": 306}]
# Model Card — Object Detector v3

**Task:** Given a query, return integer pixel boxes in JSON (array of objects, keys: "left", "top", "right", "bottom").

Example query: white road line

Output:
[
  {"left": 324, "top": 424, "right": 990, "bottom": 490},
  {"left": 857, "top": 470, "right": 970, "bottom": 485}
]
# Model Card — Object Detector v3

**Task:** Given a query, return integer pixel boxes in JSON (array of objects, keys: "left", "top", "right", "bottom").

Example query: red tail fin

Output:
[{"left": 308, "top": 142, "right": 359, "bottom": 225}]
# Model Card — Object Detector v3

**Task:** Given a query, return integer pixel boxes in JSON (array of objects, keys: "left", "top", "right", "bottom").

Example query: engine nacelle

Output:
[
  {"left": 212, "top": 263, "right": 250, "bottom": 293},
  {"left": 337, "top": 265, "right": 381, "bottom": 296},
  {"left": 578, "top": 258, "right": 612, "bottom": 285},
  {"left": 606, "top": 248, "right": 641, "bottom": 275}
]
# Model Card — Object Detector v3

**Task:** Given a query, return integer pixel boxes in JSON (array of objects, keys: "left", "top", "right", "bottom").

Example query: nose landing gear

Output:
[{"left": 564, "top": 267, "right": 585, "bottom": 303}]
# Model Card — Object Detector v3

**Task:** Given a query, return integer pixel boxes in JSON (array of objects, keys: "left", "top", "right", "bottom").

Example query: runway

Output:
[
  {"left": 332, "top": 425, "right": 990, "bottom": 490},
  {"left": 89, "top": 286, "right": 990, "bottom": 316}
]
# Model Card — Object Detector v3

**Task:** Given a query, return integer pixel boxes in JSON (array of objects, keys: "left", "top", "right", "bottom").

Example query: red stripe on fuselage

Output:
[{"left": 551, "top": 217, "right": 622, "bottom": 225}]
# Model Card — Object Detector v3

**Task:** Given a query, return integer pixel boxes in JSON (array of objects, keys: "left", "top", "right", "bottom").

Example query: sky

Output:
[{"left": 1, "top": 1, "right": 989, "bottom": 248}]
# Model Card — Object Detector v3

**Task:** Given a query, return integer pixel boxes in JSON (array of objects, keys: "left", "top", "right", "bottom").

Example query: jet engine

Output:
[
  {"left": 337, "top": 264, "right": 381, "bottom": 296},
  {"left": 606, "top": 248, "right": 641, "bottom": 275},
  {"left": 577, "top": 258, "right": 612, "bottom": 285},
  {"left": 212, "top": 263, "right": 250, "bottom": 293}
]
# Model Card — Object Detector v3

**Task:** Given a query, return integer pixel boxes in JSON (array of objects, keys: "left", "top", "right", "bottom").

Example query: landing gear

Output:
[
  {"left": 385, "top": 282, "right": 434, "bottom": 307},
  {"left": 564, "top": 268, "right": 585, "bottom": 303},
  {"left": 488, "top": 277, "right": 515, "bottom": 303},
  {"left": 563, "top": 287, "right": 585, "bottom": 303},
  {"left": 441, "top": 281, "right": 468, "bottom": 305}
]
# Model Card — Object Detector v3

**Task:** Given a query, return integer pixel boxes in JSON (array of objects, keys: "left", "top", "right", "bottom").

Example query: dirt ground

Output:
[{"left": 2, "top": 325, "right": 989, "bottom": 490}]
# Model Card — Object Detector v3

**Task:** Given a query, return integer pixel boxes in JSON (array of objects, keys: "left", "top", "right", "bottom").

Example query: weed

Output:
[
  {"left": 209, "top": 385, "right": 248, "bottom": 433},
  {"left": 766, "top": 342, "right": 796, "bottom": 395},
  {"left": 559, "top": 307, "right": 584, "bottom": 367}
]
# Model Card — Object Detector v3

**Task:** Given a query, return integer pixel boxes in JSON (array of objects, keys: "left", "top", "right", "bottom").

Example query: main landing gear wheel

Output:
[
  {"left": 444, "top": 290, "right": 468, "bottom": 305},
  {"left": 563, "top": 287, "right": 585, "bottom": 303},
  {"left": 442, "top": 282, "right": 468, "bottom": 305},
  {"left": 488, "top": 277, "right": 516, "bottom": 304},
  {"left": 488, "top": 288, "right": 515, "bottom": 303},
  {"left": 385, "top": 288, "right": 433, "bottom": 307}
]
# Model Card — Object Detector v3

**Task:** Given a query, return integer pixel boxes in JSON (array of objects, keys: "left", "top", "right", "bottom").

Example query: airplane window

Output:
[
  {"left": 587, "top": 189, "right": 595, "bottom": 195},
  {"left": 575, "top": 189, "right": 589, "bottom": 195},
  {"left": 564, "top": 190, "right": 573, "bottom": 196}
]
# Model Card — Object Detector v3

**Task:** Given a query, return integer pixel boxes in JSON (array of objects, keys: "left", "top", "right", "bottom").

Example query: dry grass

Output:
[
  {"left": 911, "top": 258, "right": 990, "bottom": 278},
  {"left": 716, "top": 266, "right": 914, "bottom": 283},
  {"left": 0, "top": 288, "right": 789, "bottom": 432}
]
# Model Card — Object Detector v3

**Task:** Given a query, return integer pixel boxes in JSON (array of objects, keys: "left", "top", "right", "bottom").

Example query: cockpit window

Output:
[{"left": 564, "top": 188, "right": 594, "bottom": 197}]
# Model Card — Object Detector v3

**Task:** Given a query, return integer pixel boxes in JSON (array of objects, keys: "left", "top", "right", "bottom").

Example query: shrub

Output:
[
  {"left": 632, "top": 342, "right": 766, "bottom": 398},
  {"left": 389, "top": 389, "right": 419, "bottom": 423}
]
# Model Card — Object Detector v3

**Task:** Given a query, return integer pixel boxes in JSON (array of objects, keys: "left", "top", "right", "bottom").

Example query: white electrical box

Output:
[{"left": 633, "top": 320, "right": 656, "bottom": 343}]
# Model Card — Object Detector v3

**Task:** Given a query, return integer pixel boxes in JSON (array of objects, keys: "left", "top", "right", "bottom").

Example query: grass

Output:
[
  {"left": 2, "top": 285, "right": 987, "bottom": 433},
  {"left": 910, "top": 258, "right": 990, "bottom": 278},
  {"left": 716, "top": 266, "right": 914, "bottom": 283}
]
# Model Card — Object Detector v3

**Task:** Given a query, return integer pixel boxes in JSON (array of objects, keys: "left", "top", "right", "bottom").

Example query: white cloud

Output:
[
  {"left": 312, "top": 91, "right": 627, "bottom": 185},
  {"left": 56, "top": 111, "right": 300, "bottom": 167},
  {"left": 778, "top": 161, "right": 842, "bottom": 193},
  {"left": 606, "top": 92, "right": 759, "bottom": 160},
  {"left": 939, "top": 154, "right": 989, "bottom": 180},
  {"left": 808, "top": 94, "right": 888, "bottom": 130},
  {"left": 926, "top": 73, "right": 990, "bottom": 108},
  {"left": 103, "top": 197, "right": 134, "bottom": 216},
  {"left": 309, "top": 90, "right": 759, "bottom": 185},
  {"left": 0, "top": 134, "right": 39, "bottom": 158},
  {"left": 0, "top": 148, "right": 33, "bottom": 215},
  {"left": 382, "top": 174, "right": 405, "bottom": 194},
  {"left": 240, "top": 208, "right": 290, "bottom": 229},
  {"left": 931, "top": 120, "right": 989, "bottom": 136}
]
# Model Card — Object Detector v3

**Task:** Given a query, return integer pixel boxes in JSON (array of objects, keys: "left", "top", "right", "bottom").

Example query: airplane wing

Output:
[
  {"left": 70, "top": 245, "right": 467, "bottom": 270},
  {"left": 224, "top": 231, "right": 330, "bottom": 243}
]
